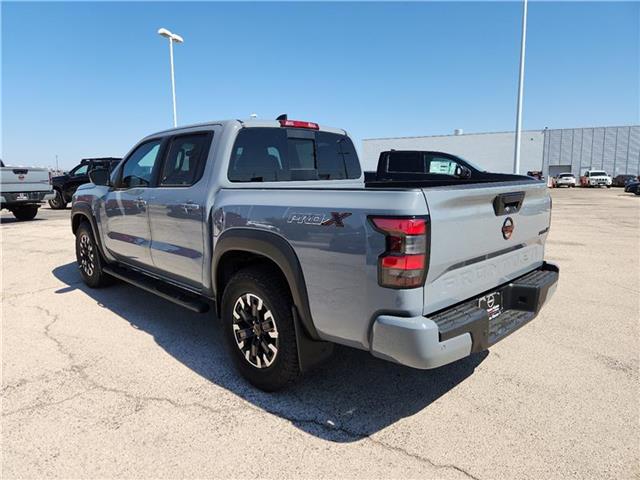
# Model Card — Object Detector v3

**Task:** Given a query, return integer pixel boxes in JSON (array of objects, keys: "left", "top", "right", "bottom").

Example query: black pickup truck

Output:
[{"left": 49, "top": 157, "right": 121, "bottom": 209}]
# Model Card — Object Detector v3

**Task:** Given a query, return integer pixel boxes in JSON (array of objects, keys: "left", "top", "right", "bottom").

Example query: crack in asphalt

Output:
[
  {"left": 281, "top": 415, "right": 481, "bottom": 480},
  {"left": 5, "top": 302, "right": 482, "bottom": 479},
  {"left": 3, "top": 388, "right": 98, "bottom": 417},
  {"left": 236, "top": 390, "right": 482, "bottom": 479},
  {"left": 4, "top": 304, "right": 250, "bottom": 420}
]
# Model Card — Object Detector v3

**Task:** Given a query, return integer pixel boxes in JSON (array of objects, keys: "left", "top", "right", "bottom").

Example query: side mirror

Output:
[
  {"left": 89, "top": 167, "right": 110, "bottom": 186},
  {"left": 454, "top": 165, "right": 472, "bottom": 179}
]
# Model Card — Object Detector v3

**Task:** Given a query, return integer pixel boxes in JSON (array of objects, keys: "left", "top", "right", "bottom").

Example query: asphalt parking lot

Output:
[{"left": 2, "top": 187, "right": 638, "bottom": 479}]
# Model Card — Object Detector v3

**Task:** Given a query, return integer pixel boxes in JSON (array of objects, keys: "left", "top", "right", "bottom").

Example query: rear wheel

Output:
[
  {"left": 12, "top": 205, "right": 38, "bottom": 221},
  {"left": 221, "top": 266, "right": 300, "bottom": 391},
  {"left": 48, "top": 190, "right": 67, "bottom": 209},
  {"left": 75, "top": 222, "right": 112, "bottom": 288}
]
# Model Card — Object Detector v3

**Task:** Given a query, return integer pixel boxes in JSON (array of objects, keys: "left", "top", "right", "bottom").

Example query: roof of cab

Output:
[{"left": 143, "top": 119, "right": 347, "bottom": 140}]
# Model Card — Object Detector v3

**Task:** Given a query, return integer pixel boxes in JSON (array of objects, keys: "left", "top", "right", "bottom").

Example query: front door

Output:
[
  {"left": 103, "top": 139, "right": 163, "bottom": 267},
  {"left": 64, "top": 163, "right": 90, "bottom": 201},
  {"left": 147, "top": 131, "right": 214, "bottom": 287}
]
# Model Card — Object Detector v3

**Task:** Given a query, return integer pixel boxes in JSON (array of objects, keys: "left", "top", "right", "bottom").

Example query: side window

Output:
[
  {"left": 427, "top": 156, "right": 459, "bottom": 175},
  {"left": 159, "top": 133, "right": 211, "bottom": 187},
  {"left": 120, "top": 140, "right": 162, "bottom": 188}
]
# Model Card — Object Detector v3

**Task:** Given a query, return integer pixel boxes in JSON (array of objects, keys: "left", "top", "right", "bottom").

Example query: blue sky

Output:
[{"left": 2, "top": 1, "right": 638, "bottom": 169}]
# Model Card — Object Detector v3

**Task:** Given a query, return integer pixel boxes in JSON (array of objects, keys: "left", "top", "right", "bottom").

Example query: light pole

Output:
[
  {"left": 157, "top": 28, "right": 184, "bottom": 128},
  {"left": 513, "top": 0, "right": 528, "bottom": 174}
]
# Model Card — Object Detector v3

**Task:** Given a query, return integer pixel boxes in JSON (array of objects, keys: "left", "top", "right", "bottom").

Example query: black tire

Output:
[
  {"left": 12, "top": 205, "right": 38, "bottom": 221},
  {"left": 48, "top": 190, "right": 67, "bottom": 209},
  {"left": 75, "top": 222, "right": 112, "bottom": 288},
  {"left": 221, "top": 266, "right": 300, "bottom": 391}
]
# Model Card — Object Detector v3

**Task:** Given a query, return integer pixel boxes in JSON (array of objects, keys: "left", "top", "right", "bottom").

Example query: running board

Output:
[{"left": 103, "top": 265, "right": 210, "bottom": 313}]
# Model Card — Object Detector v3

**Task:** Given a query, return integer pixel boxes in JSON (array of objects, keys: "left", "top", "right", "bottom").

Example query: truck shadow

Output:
[
  {"left": 52, "top": 262, "right": 487, "bottom": 443},
  {"left": 0, "top": 217, "right": 45, "bottom": 225}
]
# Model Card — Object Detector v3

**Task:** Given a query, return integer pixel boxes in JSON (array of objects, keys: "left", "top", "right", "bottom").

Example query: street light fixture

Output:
[
  {"left": 157, "top": 27, "right": 184, "bottom": 128},
  {"left": 513, "top": 0, "right": 528, "bottom": 174}
]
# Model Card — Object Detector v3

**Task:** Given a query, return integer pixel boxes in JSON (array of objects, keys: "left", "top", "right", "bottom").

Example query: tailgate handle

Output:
[
  {"left": 12, "top": 169, "right": 28, "bottom": 175},
  {"left": 493, "top": 191, "right": 525, "bottom": 216}
]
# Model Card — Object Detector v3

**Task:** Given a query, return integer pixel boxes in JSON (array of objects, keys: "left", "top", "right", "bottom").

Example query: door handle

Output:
[
  {"left": 136, "top": 196, "right": 147, "bottom": 208},
  {"left": 181, "top": 202, "right": 200, "bottom": 214}
]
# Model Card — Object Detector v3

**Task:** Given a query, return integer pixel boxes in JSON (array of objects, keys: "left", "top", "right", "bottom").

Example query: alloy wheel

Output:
[
  {"left": 232, "top": 293, "right": 279, "bottom": 369},
  {"left": 78, "top": 234, "right": 95, "bottom": 277}
]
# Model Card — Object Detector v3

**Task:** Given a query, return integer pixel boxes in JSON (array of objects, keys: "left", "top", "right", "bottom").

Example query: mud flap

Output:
[{"left": 292, "top": 306, "right": 334, "bottom": 372}]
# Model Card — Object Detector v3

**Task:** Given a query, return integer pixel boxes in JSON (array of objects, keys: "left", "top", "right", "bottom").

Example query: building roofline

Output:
[{"left": 363, "top": 125, "right": 640, "bottom": 142}]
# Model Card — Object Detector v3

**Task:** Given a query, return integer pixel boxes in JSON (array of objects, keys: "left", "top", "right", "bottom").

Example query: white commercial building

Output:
[{"left": 362, "top": 125, "right": 640, "bottom": 178}]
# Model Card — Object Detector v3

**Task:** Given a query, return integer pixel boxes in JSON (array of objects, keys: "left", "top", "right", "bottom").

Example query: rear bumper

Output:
[
  {"left": 1, "top": 190, "right": 55, "bottom": 207},
  {"left": 370, "top": 262, "right": 559, "bottom": 369}
]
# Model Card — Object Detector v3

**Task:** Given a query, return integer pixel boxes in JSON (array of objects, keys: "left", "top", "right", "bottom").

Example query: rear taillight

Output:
[
  {"left": 370, "top": 216, "right": 429, "bottom": 289},
  {"left": 279, "top": 119, "right": 319, "bottom": 130}
]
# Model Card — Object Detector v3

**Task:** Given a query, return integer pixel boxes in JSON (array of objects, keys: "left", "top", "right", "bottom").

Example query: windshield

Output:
[
  {"left": 559, "top": 174, "right": 574, "bottom": 178},
  {"left": 590, "top": 171, "right": 607, "bottom": 176}
]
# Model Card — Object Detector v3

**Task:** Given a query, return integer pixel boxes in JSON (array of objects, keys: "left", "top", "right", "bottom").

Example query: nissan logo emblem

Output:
[{"left": 502, "top": 217, "right": 514, "bottom": 240}]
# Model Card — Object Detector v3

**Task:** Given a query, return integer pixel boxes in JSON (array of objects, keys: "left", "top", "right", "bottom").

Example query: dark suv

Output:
[{"left": 49, "top": 158, "right": 121, "bottom": 209}]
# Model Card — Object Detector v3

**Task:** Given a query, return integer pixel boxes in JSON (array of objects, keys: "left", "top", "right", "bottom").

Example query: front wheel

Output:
[
  {"left": 75, "top": 222, "right": 112, "bottom": 288},
  {"left": 48, "top": 190, "right": 67, "bottom": 209},
  {"left": 12, "top": 205, "right": 38, "bottom": 221},
  {"left": 221, "top": 267, "right": 300, "bottom": 391}
]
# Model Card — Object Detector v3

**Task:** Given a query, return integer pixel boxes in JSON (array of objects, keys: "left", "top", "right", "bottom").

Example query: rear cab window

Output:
[{"left": 228, "top": 127, "right": 361, "bottom": 182}]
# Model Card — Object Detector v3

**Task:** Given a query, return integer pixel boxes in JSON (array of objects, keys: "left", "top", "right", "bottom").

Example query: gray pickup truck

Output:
[{"left": 71, "top": 118, "right": 558, "bottom": 390}]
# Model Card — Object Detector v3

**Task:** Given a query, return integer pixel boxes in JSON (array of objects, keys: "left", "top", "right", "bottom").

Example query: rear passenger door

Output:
[{"left": 147, "top": 131, "right": 215, "bottom": 288}]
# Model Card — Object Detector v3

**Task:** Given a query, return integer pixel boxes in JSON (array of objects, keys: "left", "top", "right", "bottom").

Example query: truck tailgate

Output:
[
  {"left": 0, "top": 167, "right": 51, "bottom": 193},
  {"left": 422, "top": 181, "right": 551, "bottom": 314}
]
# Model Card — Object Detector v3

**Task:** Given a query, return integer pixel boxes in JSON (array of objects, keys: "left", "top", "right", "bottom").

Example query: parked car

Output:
[
  {"left": 49, "top": 157, "right": 121, "bottom": 209},
  {"left": 554, "top": 173, "right": 576, "bottom": 188},
  {"left": 526, "top": 170, "right": 544, "bottom": 181},
  {"left": 0, "top": 160, "right": 54, "bottom": 220},
  {"left": 70, "top": 117, "right": 559, "bottom": 391},
  {"left": 580, "top": 170, "right": 612, "bottom": 188},
  {"left": 612, "top": 174, "right": 639, "bottom": 187},
  {"left": 624, "top": 180, "right": 640, "bottom": 195}
]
